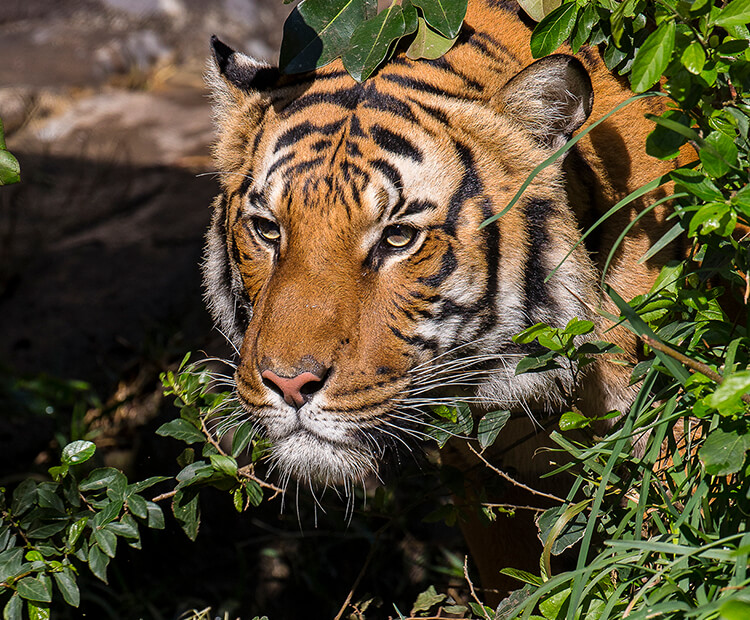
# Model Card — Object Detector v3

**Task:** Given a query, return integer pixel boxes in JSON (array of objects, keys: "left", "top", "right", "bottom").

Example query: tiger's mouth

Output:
[{"left": 267, "top": 426, "right": 379, "bottom": 487}]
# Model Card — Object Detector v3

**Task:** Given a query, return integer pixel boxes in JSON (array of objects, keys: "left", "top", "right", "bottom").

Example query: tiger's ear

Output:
[
  {"left": 208, "top": 36, "right": 280, "bottom": 112},
  {"left": 497, "top": 54, "right": 593, "bottom": 149}
]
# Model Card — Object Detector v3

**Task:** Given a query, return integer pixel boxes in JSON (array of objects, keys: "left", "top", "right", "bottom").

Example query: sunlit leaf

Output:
[
  {"left": 280, "top": 0, "right": 375, "bottom": 73},
  {"left": 343, "top": 3, "right": 406, "bottom": 82},
  {"left": 517, "top": 0, "right": 562, "bottom": 22},
  {"left": 410, "top": 0, "right": 468, "bottom": 39},
  {"left": 530, "top": 2, "right": 578, "bottom": 58},
  {"left": 631, "top": 20, "right": 676, "bottom": 92},
  {"left": 699, "top": 429, "right": 750, "bottom": 475},
  {"left": 406, "top": 16, "right": 458, "bottom": 60}
]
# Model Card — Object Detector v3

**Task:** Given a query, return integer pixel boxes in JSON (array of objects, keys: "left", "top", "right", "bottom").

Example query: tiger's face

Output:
[{"left": 203, "top": 37, "right": 597, "bottom": 487}]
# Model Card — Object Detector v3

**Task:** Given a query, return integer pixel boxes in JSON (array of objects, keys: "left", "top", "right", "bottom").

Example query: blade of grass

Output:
[{"left": 480, "top": 92, "right": 664, "bottom": 230}]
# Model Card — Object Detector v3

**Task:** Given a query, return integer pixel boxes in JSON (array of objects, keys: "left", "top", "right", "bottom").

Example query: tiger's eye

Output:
[
  {"left": 253, "top": 217, "right": 281, "bottom": 243},
  {"left": 382, "top": 224, "right": 416, "bottom": 249}
]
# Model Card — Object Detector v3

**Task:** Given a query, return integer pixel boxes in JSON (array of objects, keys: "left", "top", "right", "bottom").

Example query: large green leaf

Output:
[
  {"left": 530, "top": 2, "right": 578, "bottom": 58},
  {"left": 517, "top": 0, "right": 563, "bottom": 23},
  {"left": 631, "top": 20, "right": 676, "bottom": 92},
  {"left": 15, "top": 577, "right": 52, "bottom": 603},
  {"left": 699, "top": 429, "right": 750, "bottom": 476},
  {"left": 343, "top": 3, "right": 407, "bottom": 82},
  {"left": 714, "top": 0, "right": 750, "bottom": 27},
  {"left": 477, "top": 410, "right": 511, "bottom": 449},
  {"left": 410, "top": 0, "right": 468, "bottom": 39},
  {"left": 700, "top": 130, "right": 739, "bottom": 177},
  {"left": 61, "top": 441, "right": 96, "bottom": 466},
  {"left": 53, "top": 569, "right": 80, "bottom": 608},
  {"left": 155, "top": 419, "right": 205, "bottom": 445},
  {"left": 406, "top": 16, "right": 458, "bottom": 60},
  {"left": 280, "top": 0, "right": 376, "bottom": 73}
]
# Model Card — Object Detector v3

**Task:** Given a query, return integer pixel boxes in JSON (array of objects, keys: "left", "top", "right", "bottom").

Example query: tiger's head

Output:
[{"left": 203, "top": 37, "right": 597, "bottom": 488}]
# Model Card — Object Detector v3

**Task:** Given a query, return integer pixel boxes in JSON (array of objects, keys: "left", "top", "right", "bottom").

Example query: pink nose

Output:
[{"left": 261, "top": 370, "right": 326, "bottom": 408}]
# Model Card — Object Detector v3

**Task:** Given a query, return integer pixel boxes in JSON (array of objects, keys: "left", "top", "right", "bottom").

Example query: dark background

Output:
[{"left": 0, "top": 2, "right": 466, "bottom": 618}]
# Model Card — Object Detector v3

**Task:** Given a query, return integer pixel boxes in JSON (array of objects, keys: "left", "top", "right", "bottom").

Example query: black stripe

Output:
[
  {"left": 409, "top": 98, "right": 451, "bottom": 125},
  {"left": 273, "top": 119, "right": 346, "bottom": 153},
  {"left": 445, "top": 142, "right": 482, "bottom": 236},
  {"left": 371, "top": 158, "right": 403, "bottom": 187},
  {"left": 389, "top": 325, "right": 439, "bottom": 350},
  {"left": 418, "top": 246, "right": 457, "bottom": 287},
  {"left": 396, "top": 199, "right": 438, "bottom": 218},
  {"left": 371, "top": 125, "right": 423, "bottom": 162},
  {"left": 361, "top": 91, "right": 417, "bottom": 122},
  {"left": 523, "top": 199, "right": 553, "bottom": 313},
  {"left": 265, "top": 152, "right": 294, "bottom": 179},
  {"left": 277, "top": 86, "right": 363, "bottom": 117}
]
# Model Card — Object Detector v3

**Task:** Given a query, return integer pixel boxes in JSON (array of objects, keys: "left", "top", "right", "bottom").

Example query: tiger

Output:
[{"left": 203, "top": 0, "right": 679, "bottom": 596}]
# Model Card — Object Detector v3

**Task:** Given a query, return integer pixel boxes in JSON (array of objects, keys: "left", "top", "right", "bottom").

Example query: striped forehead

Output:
[{"left": 251, "top": 95, "right": 457, "bottom": 221}]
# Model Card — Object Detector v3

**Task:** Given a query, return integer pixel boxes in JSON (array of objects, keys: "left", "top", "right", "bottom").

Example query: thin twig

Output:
[
  {"left": 642, "top": 335, "right": 750, "bottom": 404},
  {"left": 467, "top": 443, "right": 566, "bottom": 503},
  {"left": 483, "top": 503, "right": 548, "bottom": 513},
  {"left": 464, "top": 556, "right": 491, "bottom": 620},
  {"left": 152, "top": 489, "right": 178, "bottom": 503},
  {"left": 333, "top": 533, "right": 381, "bottom": 620}
]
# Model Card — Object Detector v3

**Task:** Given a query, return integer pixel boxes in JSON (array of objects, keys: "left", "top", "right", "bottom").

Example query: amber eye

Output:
[
  {"left": 382, "top": 224, "right": 417, "bottom": 249},
  {"left": 253, "top": 217, "right": 281, "bottom": 243}
]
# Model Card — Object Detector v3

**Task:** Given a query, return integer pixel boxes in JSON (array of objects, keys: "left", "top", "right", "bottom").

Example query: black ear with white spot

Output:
[
  {"left": 209, "top": 35, "right": 280, "bottom": 94},
  {"left": 498, "top": 54, "right": 593, "bottom": 149}
]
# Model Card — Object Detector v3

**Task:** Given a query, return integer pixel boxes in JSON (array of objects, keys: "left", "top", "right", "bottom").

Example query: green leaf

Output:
[
  {"left": 0, "top": 150, "right": 20, "bottom": 186},
  {"left": 714, "top": 0, "right": 750, "bottom": 26},
  {"left": 230, "top": 421, "right": 255, "bottom": 457},
  {"left": 570, "top": 3, "right": 597, "bottom": 52},
  {"left": 631, "top": 20, "right": 676, "bottom": 93},
  {"left": 3, "top": 593, "right": 22, "bottom": 620},
  {"left": 681, "top": 40, "right": 706, "bottom": 74},
  {"left": 11, "top": 480, "right": 37, "bottom": 517},
  {"left": 689, "top": 202, "right": 737, "bottom": 237},
  {"left": 343, "top": 3, "right": 406, "bottom": 82},
  {"left": 156, "top": 419, "right": 205, "bottom": 444},
  {"left": 53, "top": 569, "right": 80, "bottom": 607},
  {"left": 671, "top": 169, "right": 724, "bottom": 202},
  {"left": 26, "top": 521, "right": 68, "bottom": 540},
  {"left": 175, "top": 462, "right": 214, "bottom": 489},
  {"left": 699, "top": 429, "right": 750, "bottom": 476},
  {"left": 537, "top": 502, "right": 588, "bottom": 555},
  {"left": 94, "top": 527, "right": 117, "bottom": 558},
  {"left": 127, "top": 476, "right": 169, "bottom": 495},
  {"left": 280, "top": 0, "right": 375, "bottom": 73},
  {"left": 233, "top": 487, "right": 244, "bottom": 512},
  {"left": 477, "top": 410, "right": 511, "bottom": 449},
  {"left": 707, "top": 370, "right": 750, "bottom": 412},
  {"left": 410, "top": 0, "right": 468, "bottom": 39},
  {"left": 93, "top": 500, "right": 123, "bottom": 530},
  {"left": 15, "top": 577, "right": 52, "bottom": 603},
  {"left": 517, "top": 0, "right": 563, "bottom": 23},
  {"left": 26, "top": 602, "right": 50, "bottom": 620},
  {"left": 564, "top": 318, "right": 594, "bottom": 336},
  {"left": 244, "top": 480, "right": 264, "bottom": 507},
  {"left": 210, "top": 454, "right": 238, "bottom": 478},
  {"left": 559, "top": 410, "right": 590, "bottom": 431},
  {"left": 127, "top": 493, "right": 148, "bottom": 520},
  {"left": 145, "top": 501, "right": 165, "bottom": 530},
  {"left": 646, "top": 110, "right": 690, "bottom": 160},
  {"left": 720, "top": 599, "right": 750, "bottom": 620},
  {"left": 499, "top": 567, "right": 544, "bottom": 586},
  {"left": 515, "top": 350, "right": 562, "bottom": 375},
  {"left": 61, "top": 440, "right": 96, "bottom": 466},
  {"left": 539, "top": 590, "right": 570, "bottom": 620},
  {"left": 173, "top": 490, "right": 200, "bottom": 541},
  {"left": 66, "top": 517, "right": 88, "bottom": 548},
  {"left": 406, "top": 16, "right": 458, "bottom": 60},
  {"left": 529, "top": 2, "right": 578, "bottom": 58},
  {"left": 700, "top": 130, "right": 739, "bottom": 177},
  {"left": 410, "top": 585, "right": 446, "bottom": 615},
  {"left": 78, "top": 468, "right": 121, "bottom": 493},
  {"left": 87, "top": 544, "right": 110, "bottom": 583}
]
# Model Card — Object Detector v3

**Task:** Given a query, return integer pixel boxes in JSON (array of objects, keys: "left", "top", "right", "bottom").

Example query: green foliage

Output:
[
  {"left": 0, "top": 442, "right": 165, "bottom": 618},
  {"left": 0, "top": 118, "right": 20, "bottom": 186},
  {"left": 278, "top": 0, "right": 467, "bottom": 81}
]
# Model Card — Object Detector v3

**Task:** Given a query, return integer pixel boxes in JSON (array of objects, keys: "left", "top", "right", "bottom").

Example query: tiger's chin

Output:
[{"left": 269, "top": 431, "right": 378, "bottom": 488}]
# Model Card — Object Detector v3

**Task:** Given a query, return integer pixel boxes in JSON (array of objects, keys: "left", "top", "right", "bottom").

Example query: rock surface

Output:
[{"left": 0, "top": 0, "right": 290, "bottom": 389}]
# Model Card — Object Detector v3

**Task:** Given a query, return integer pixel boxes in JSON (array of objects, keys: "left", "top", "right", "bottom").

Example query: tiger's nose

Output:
[{"left": 261, "top": 369, "right": 327, "bottom": 408}]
